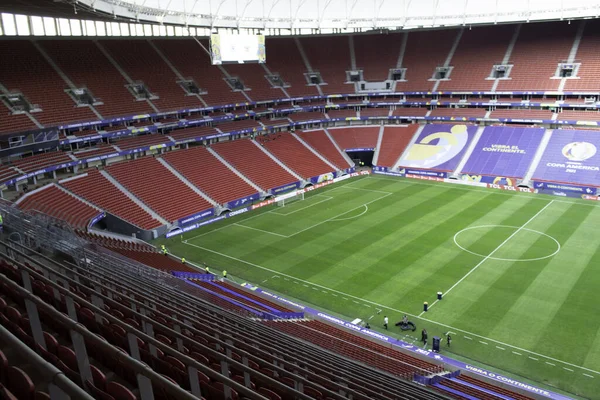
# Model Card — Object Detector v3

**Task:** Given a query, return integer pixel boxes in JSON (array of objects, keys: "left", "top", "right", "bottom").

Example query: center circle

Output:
[{"left": 453, "top": 225, "right": 561, "bottom": 262}]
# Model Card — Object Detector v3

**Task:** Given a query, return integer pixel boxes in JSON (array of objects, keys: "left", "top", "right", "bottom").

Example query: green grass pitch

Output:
[{"left": 159, "top": 175, "right": 600, "bottom": 399}]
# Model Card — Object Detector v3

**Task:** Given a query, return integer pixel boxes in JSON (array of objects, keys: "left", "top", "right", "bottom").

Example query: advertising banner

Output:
[
  {"left": 462, "top": 126, "right": 545, "bottom": 178},
  {"left": 533, "top": 129, "right": 600, "bottom": 186},
  {"left": 399, "top": 124, "right": 477, "bottom": 171},
  {"left": 271, "top": 181, "right": 301, "bottom": 194},
  {"left": 225, "top": 193, "right": 260, "bottom": 210},
  {"left": 458, "top": 174, "right": 520, "bottom": 186},
  {"left": 177, "top": 209, "right": 215, "bottom": 226},
  {"left": 533, "top": 181, "right": 596, "bottom": 195},
  {"left": 309, "top": 172, "right": 335, "bottom": 185}
]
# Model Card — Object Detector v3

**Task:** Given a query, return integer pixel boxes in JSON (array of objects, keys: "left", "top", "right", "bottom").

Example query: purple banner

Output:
[
  {"left": 400, "top": 168, "right": 447, "bottom": 178},
  {"left": 271, "top": 181, "right": 301, "bottom": 194},
  {"left": 87, "top": 212, "right": 105, "bottom": 229},
  {"left": 458, "top": 174, "right": 520, "bottom": 186},
  {"left": 400, "top": 124, "right": 477, "bottom": 171},
  {"left": 533, "top": 129, "right": 600, "bottom": 186},
  {"left": 178, "top": 208, "right": 215, "bottom": 226},
  {"left": 533, "top": 181, "right": 596, "bottom": 195},
  {"left": 225, "top": 193, "right": 260, "bottom": 210},
  {"left": 462, "top": 126, "right": 545, "bottom": 178},
  {"left": 346, "top": 148, "right": 375, "bottom": 152}
]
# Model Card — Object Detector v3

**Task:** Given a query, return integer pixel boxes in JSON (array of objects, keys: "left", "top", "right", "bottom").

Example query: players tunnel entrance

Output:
[{"left": 346, "top": 149, "right": 374, "bottom": 167}]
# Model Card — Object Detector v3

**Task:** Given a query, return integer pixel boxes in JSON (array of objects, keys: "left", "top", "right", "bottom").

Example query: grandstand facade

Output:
[{"left": 0, "top": 4, "right": 598, "bottom": 399}]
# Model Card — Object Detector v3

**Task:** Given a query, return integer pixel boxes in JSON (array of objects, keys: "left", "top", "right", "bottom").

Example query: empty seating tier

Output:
[
  {"left": 565, "top": 20, "right": 600, "bottom": 91},
  {"left": 556, "top": 110, "right": 600, "bottom": 121},
  {"left": 393, "top": 107, "right": 429, "bottom": 117},
  {"left": 265, "top": 38, "right": 320, "bottom": 97},
  {"left": 72, "top": 144, "right": 119, "bottom": 160},
  {"left": 113, "top": 133, "right": 172, "bottom": 151},
  {"left": 0, "top": 106, "right": 37, "bottom": 134},
  {"left": 106, "top": 157, "right": 213, "bottom": 223},
  {"left": 212, "top": 139, "right": 297, "bottom": 190},
  {"left": 497, "top": 22, "right": 578, "bottom": 91},
  {"left": 40, "top": 40, "right": 152, "bottom": 118},
  {"left": 329, "top": 126, "right": 380, "bottom": 150},
  {"left": 11, "top": 152, "right": 73, "bottom": 173},
  {"left": 288, "top": 111, "right": 325, "bottom": 122},
  {"left": 257, "top": 134, "right": 334, "bottom": 178},
  {"left": 300, "top": 36, "right": 353, "bottom": 94},
  {"left": 18, "top": 185, "right": 99, "bottom": 229},
  {"left": 297, "top": 130, "right": 350, "bottom": 169},
  {"left": 376, "top": 125, "right": 418, "bottom": 167},
  {"left": 100, "top": 40, "right": 202, "bottom": 112},
  {"left": 360, "top": 108, "right": 390, "bottom": 117},
  {"left": 327, "top": 109, "right": 357, "bottom": 119},
  {"left": 60, "top": 170, "right": 162, "bottom": 230},
  {"left": 395, "top": 30, "right": 457, "bottom": 91},
  {"left": 0, "top": 41, "right": 97, "bottom": 126},
  {"left": 163, "top": 146, "right": 258, "bottom": 204},
  {"left": 224, "top": 64, "right": 285, "bottom": 102},
  {"left": 429, "top": 108, "right": 487, "bottom": 118},
  {"left": 438, "top": 25, "right": 515, "bottom": 91},
  {"left": 489, "top": 109, "right": 553, "bottom": 119},
  {"left": 215, "top": 119, "right": 260, "bottom": 133},
  {"left": 354, "top": 33, "right": 402, "bottom": 81},
  {"left": 266, "top": 320, "right": 442, "bottom": 379},
  {"left": 168, "top": 126, "right": 218, "bottom": 142},
  {"left": 153, "top": 39, "right": 248, "bottom": 106}
]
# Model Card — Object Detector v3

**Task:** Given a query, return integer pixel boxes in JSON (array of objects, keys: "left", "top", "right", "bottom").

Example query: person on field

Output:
[
  {"left": 422, "top": 329, "right": 428, "bottom": 347},
  {"left": 161, "top": 244, "right": 167, "bottom": 255},
  {"left": 447, "top": 333, "right": 452, "bottom": 347},
  {"left": 181, "top": 257, "right": 186, "bottom": 264},
  {"left": 383, "top": 316, "right": 388, "bottom": 330},
  {"left": 222, "top": 270, "right": 227, "bottom": 280}
]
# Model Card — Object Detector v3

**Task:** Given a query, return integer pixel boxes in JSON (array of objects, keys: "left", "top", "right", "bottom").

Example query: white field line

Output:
[
  {"left": 233, "top": 223, "right": 289, "bottom": 237},
  {"left": 329, "top": 204, "right": 368, "bottom": 221},
  {"left": 182, "top": 240, "right": 600, "bottom": 378},
  {"left": 419, "top": 200, "right": 555, "bottom": 316},
  {"left": 270, "top": 195, "right": 333, "bottom": 216},
  {"left": 184, "top": 179, "right": 389, "bottom": 242}
]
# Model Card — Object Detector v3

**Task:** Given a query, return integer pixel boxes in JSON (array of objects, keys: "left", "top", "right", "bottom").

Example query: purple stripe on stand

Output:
[{"left": 432, "top": 383, "right": 480, "bottom": 400}]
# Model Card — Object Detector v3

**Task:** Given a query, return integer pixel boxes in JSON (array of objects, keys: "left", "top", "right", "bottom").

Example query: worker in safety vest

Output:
[
  {"left": 161, "top": 244, "right": 167, "bottom": 255},
  {"left": 181, "top": 257, "right": 186, "bottom": 264},
  {"left": 222, "top": 270, "right": 227, "bottom": 280}
]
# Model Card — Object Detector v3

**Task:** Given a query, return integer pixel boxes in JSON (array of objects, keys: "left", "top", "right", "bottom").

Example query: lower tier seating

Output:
[
  {"left": 257, "top": 133, "right": 334, "bottom": 178},
  {"left": 60, "top": 170, "right": 163, "bottom": 230},
  {"left": 297, "top": 129, "right": 351, "bottom": 169},
  {"left": 17, "top": 185, "right": 99, "bottom": 229},
  {"left": 105, "top": 157, "right": 213, "bottom": 223},
  {"left": 212, "top": 139, "right": 297, "bottom": 190},
  {"left": 163, "top": 146, "right": 258, "bottom": 205},
  {"left": 376, "top": 125, "right": 419, "bottom": 167},
  {"left": 329, "top": 126, "right": 380, "bottom": 150}
]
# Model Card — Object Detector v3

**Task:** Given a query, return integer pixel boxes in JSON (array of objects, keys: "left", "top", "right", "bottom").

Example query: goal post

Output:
[{"left": 276, "top": 191, "right": 304, "bottom": 207}]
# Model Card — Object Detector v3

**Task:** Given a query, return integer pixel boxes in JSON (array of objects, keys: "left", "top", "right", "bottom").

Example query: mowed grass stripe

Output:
[
  {"left": 351, "top": 192, "right": 526, "bottom": 306},
  {"left": 389, "top": 198, "right": 552, "bottom": 314},
  {"left": 442, "top": 202, "right": 589, "bottom": 344}
]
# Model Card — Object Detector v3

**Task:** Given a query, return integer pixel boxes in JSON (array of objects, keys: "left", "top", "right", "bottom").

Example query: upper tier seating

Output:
[
  {"left": 152, "top": 39, "right": 248, "bottom": 106},
  {"left": 215, "top": 119, "right": 261, "bottom": 133},
  {"left": 329, "top": 126, "right": 380, "bottom": 150},
  {"left": 266, "top": 320, "right": 442, "bottom": 379},
  {"left": 429, "top": 108, "right": 487, "bottom": 118},
  {"left": 106, "top": 157, "right": 213, "bottom": 222},
  {"left": 72, "top": 144, "right": 119, "bottom": 160},
  {"left": 565, "top": 20, "right": 600, "bottom": 91},
  {"left": 556, "top": 110, "right": 600, "bottom": 121},
  {"left": 300, "top": 36, "right": 353, "bottom": 94},
  {"left": 297, "top": 130, "right": 351, "bottom": 169},
  {"left": 163, "top": 146, "right": 258, "bottom": 204},
  {"left": 11, "top": 152, "right": 73, "bottom": 173},
  {"left": 0, "top": 41, "right": 96, "bottom": 126},
  {"left": 40, "top": 40, "right": 152, "bottom": 118},
  {"left": 100, "top": 40, "right": 202, "bottom": 112},
  {"left": 354, "top": 33, "right": 402, "bottom": 81},
  {"left": 497, "top": 22, "right": 578, "bottom": 91},
  {"left": 489, "top": 109, "right": 553, "bottom": 119},
  {"left": 113, "top": 133, "right": 172, "bottom": 151},
  {"left": 168, "top": 125, "right": 218, "bottom": 142},
  {"left": 327, "top": 109, "right": 357, "bottom": 119},
  {"left": 0, "top": 104, "right": 37, "bottom": 134},
  {"left": 60, "top": 170, "right": 162, "bottom": 230},
  {"left": 438, "top": 25, "right": 515, "bottom": 91},
  {"left": 395, "top": 30, "right": 457, "bottom": 91},
  {"left": 360, "top": 107, "right": 390, "bottom": 117},
  {"left": 376, "top": 125, "right": 419, "bottom": 167},
  {"left": 288, "top": 111, "right": 325, "bottom": 122},
  {"left": 212, "top": 139, "right": 297, "bottom": 190},
  {"left": 18, "top": 185, "right": 99, "bottom": 229},
  {"left": 257, "top": 133, "right": 334, "bottom": 178},
  {"left": 224, "top": 64, "right": 286, "bottom": 102},
  {"left": 0, "top": 165, "right": 21, "bottom": 184},
  {"left": 393, "top": 107, "right": 429, "bottom": 117},
  {"left": 265, "top": 38, "right": 320, "bottom": 97}
]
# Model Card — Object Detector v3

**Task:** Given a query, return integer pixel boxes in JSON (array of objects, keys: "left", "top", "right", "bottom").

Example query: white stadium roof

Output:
[{"left": 76, "top": 0, "right": 600, "bottom": 32}]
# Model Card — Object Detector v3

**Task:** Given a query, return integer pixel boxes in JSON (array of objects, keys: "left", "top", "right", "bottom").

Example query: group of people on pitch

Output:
[{"left": 380, "top": 314, "right": 452, "bottom": 348}]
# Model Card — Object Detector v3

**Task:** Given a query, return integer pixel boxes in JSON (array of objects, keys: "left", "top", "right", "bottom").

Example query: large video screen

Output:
[{"left": 210, "top": 33, "right": 266, "bottom": 65}]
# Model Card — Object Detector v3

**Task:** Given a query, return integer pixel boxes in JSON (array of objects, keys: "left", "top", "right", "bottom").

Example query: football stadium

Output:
[{"left": 1, "top": 0, "right": 600, "bottom": 399}]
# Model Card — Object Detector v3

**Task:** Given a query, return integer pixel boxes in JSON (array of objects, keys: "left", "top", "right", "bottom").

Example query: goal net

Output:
[{"left": 276, "top": 191, "right": 304, "bottom": 207}]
